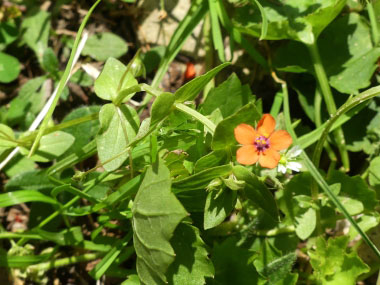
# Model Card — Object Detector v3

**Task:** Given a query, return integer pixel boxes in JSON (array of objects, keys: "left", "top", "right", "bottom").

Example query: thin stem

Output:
[
  {"left": 307, "top": 42, "right": 349, "bottom": 171},
  {"left": 314, "top": 87, "right": 337, "bottom": 162},
  {"left": 174, "top": 103, "right": 216, "bottom": 134},
  {"left": 367, "top": 0, "right": 379, "bottom": 46},
  {"left": 28, "top": 252, "right": 104, "bottom": 272},
  {"left": 269, "top": 91, "right": 283, "bottom": 117},
  {"left": 20, "top": 113, "right": 98, "bottom": 143},
  {"left": 284, "top": 83, "right": 380, "bottom": 260}
]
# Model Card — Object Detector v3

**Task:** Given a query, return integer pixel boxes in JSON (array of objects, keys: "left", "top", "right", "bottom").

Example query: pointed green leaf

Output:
[
  {"left": 96, "top": 104, "right": 139, "bottom": 171},
  {"left": 233, "top": 165, "right": 279, "bottom": 222},
  {"left": 200, "top": 73, "right": 253, "bottom": 118},
  {"left": 94, "top": 57, "right": 138, "bottom": 102},
  {"left": 166, "top": 223, "right": 214, "bottom": 284},
  {"left": 212, "top": 237, "right": 259, "bottom": 284},
  {"left": 132, "top": 160, "right": 187, "bottom": 284},
  {"left": 172, "top": 165, "right": 233, "bottom": 193},
  {"left": 21, "top": 8, "right": 50, "bottom": 59},
  {"left": 0, "top": 52, "right": 20, "bottom": 83},
  {"left": 174, "top": 62, "right": 230, "bottom": 103},
  {"left": 151, "top": 92, "right": 175, "bottom": 126},
  {"left": 0, "top": 190, "right": 58, "bottom": 207},
  {"left": 82, "top": 32, "right": 128, "bottom": 61},
  {"left": 20, "top": 131, "right": 75, "bottom": 162},
  {"left": 204, "top": 188, "right": 237, "bottom": 230}
]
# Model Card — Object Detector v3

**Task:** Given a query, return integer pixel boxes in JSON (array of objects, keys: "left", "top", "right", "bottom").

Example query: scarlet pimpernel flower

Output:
[{"left": 234, "top": 114, "right": 293, "bottom": 169}]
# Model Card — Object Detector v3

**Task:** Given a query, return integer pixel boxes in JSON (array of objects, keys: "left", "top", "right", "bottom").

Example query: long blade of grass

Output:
[
  {"left": 141, "top": 0, "right": 208, "bottom": 107},
  {"left": 216, "top": 0, "right": 268, "bottom": 69},
  {"left": 249, "top": 0, "right": 268, "bottom": 40},
  {"left": 0, "top": 190, "right": 59, "bottom": 207},
  {"left": 282, "top": 81, "right": 380, "bottom": 260},
  {"left": 28, "top": 0, "right": 101, "bottom": 157},
  {"left": 208, "top": 0, "right": 226, "bottom": 62}
]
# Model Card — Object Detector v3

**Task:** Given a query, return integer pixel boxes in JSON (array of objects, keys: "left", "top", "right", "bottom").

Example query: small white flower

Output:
[{"left": 277, "top": 146, "right": 302, "bottom": 174}]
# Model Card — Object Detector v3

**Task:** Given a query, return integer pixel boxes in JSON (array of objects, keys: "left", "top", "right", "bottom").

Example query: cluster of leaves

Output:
[{"left": 1, "top": 0, "right": 380, "bottom": 284}]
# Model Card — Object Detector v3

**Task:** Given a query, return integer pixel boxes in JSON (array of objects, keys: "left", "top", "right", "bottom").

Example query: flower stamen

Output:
[{"left": 254, "top": 136, "right": 270, "bottom": 152}]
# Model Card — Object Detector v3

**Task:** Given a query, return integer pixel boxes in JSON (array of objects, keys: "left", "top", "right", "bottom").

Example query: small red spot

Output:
[{"left": 184, "top": 62, "right": 196, "bottom": 80}]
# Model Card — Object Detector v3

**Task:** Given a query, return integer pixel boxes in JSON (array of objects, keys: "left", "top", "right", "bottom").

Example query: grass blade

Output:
[{"left": 282, "top": 81, "right": 380, "bottom": 260}]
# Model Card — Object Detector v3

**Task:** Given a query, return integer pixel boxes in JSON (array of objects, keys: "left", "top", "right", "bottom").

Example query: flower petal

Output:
[
  {"left": 259, "top": 148, "right": 280, "bottom": 169},
  {"left": 234, "top": 124, "right": 256, "bottom": 145},
  {"left": 269, "top": 130, "right": 293, "bottom": 151},
  {"left": 236, "top": 145, "right": 259, "bottom": 165},
  {"left": 288, "top": 162, "right": 302, "bottom": 172},
  {"left": 257, "top": 114, "right": 276, "bottom": 137}
]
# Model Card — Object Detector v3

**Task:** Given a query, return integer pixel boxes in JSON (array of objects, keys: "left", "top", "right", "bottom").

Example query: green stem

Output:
[
  {"left": 20, "top": 113, "right": 98, "bottom": 143},
  {"left": 0, "top": 232, "right": 42, "bottom": 240},
  {"left": 284, "top": 83, "right": 380, "bottom": 260},
  {"left": 314, "top": 87, "right": 337, "bottom": 163},
  {"left": 269, "top": 91, "right": 283, "bottom": 117},
  {"left": 174, "top": 102, "right": 216, "bottom": 134},
  {"left": 307, "top": 42, "right": 349, "bottom": 171},
  {"left": 202, "top": 12, "right": 215, "bottom": 98},
  {"left": 367, "top": 0, "right": 379, "bottom": 46},
  {"left": 28, "top": 252, "right": 105, "bottom": 272}
]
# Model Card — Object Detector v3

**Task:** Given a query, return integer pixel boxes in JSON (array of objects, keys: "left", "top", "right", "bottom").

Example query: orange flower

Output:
[{"left": 234, "top": 114, "right": 293, "bottom": 169}]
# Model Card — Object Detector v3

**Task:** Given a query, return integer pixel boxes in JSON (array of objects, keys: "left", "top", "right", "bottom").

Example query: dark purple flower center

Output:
[{"left": 254, "top": 136, "right": 270, "bottom": 152}]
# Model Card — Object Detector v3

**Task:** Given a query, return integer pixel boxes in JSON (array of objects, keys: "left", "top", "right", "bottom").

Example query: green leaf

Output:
[
  {"left": 7, "top": 76, "right": 46, "bottom": 125},
  {"left": 204, "top": 188, "right": 237, "bottom": 230},
  {"left": 90, "top": 233, "right": 132, "bottom": 280},
  {"left": 369, "top": 156, "right": 380, "bottom": 189},
  {"left": 21, "top": 8, "right": 50, "bottom": 60},
  {"left": 233, "top": 0, "right": 346, "bottom": 44},
  {"left": 174, "top": 62, "right": 230, "bottom": 103},
  {"left": 274, "top": 13, "right": 380, "bottom": 94},
  {"left": 327, "top": 170, "right": 378, "bottom": 211},
  {"left": 0, "top": 124, "right": 17, "bottom": 148},
  {"left": 253, "top": 239, "right": 298, "bottom": 285},
  {"left": 0, "top": 21, "right": 18, "bottom": 48},
  {"left": 172, "top": 165, "right": 233, "bottom": 193},
  {"left": 166, "top": 223, "right": 214, "bottom": 285},
  {"left": 249, "top": 0, "right": 268, "bottom": 40},
  {"left": 132, "top": 159, "right": 187, "bottom": 285},
  {"left": 82, "top": 32, "right": 128, "bottom": 61},
  {"left": 35, "top": 227, "right": 84, "bottom": 246},
  {"left": 194, "top": 150, "right": 228, "bottom": 173},
  {"left": 212, "top": 237, "right": 259, "bottom": 284},
  {"left": 200, "top": 73, "right": 252, "bottom": 118},
  {"left": 0, "top": 52, "right": 20, "bottom": 83},
  {"left": 309, "top": 236, "right": 369, "bottom": 284},
  {"left": 5, "top": 170, "right": 54, "bottom": 191},
  {"left": 70, "top": 69, "right": 94, "bottom": 87},
  {"left": 94, "top": 57, "right": 138, "bottom": 102},
  {"left": 211, "top": 102, "right": 261, "bottom": 150},
  {"left": 96, "top": 104, "right": 139, "bottom": 171},
  {"left": 295, "top": 206, "right": 316, "bottom": 240},
  {"left": 41, "top": 48, "right": 59, "bottom": 76},
  {"left": 20, "top": 131, "right": 75, "bottom": 162},
  {"left": 3, "top": 155, "right": 36, "bottom": 178},
  {"left": 62, "top": 106, "right": 100, "bottom": 154},
  {"left": 0, "top": 190, "right": 58, "bottom": 207},
  {"left": 233, "top": 165, "right": 278, "bottom": 222},
  {"left": 151, "top": 92, "right": 175, "bottom": 126}
]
